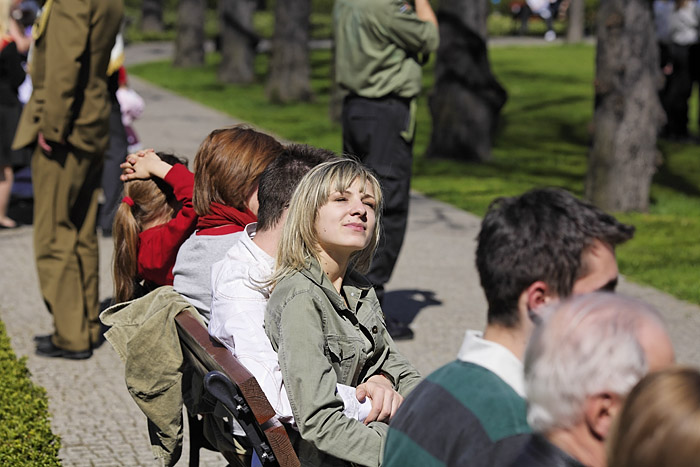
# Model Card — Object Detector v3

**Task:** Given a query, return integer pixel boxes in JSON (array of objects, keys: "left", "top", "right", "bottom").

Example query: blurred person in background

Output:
[
  {"left": 0, "top": 0, "right": 26, "bottom": 228},
  {"left": 664, "top": 0, "right": 700, "bottom": 140},
  {"left": 607, "top": 366, "right": 700, "bottom": 467}
]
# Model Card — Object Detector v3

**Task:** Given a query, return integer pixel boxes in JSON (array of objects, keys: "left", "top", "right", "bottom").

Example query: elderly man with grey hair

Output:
[{"left": 510, "top": 292, "right": 675, "bottom": 467}]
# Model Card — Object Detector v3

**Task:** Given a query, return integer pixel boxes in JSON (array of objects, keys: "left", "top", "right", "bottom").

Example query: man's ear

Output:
[
  {"left": 525, "top": 280, "right": 554, "bottom": 315},
  {"left": 584, "top": 392, "right": 621, "bottom": 441}
]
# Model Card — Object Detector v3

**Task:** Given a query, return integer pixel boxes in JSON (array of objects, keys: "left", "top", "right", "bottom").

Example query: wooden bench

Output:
[{"left": 175, "top": 310, "right": 300, "bottom": 467}]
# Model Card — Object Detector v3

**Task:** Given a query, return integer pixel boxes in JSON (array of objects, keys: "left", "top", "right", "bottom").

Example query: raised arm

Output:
[{"left": 137, "top": 163, "right": 197, "bottom": 286}]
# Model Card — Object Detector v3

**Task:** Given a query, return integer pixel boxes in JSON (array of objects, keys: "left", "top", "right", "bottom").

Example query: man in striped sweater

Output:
[{"left": 383, "top": 188, "right": 634, "bottom": 466}]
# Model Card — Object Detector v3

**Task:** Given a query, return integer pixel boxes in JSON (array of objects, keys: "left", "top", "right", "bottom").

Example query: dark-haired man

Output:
[{"left": 383, "top": 188, "right": 635, "bottom": 466}]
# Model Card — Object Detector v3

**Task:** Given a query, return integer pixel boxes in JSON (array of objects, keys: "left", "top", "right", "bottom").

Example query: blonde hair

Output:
[
  {"left": 270, "top": 158, "right": 383, "bottom": 286},
  {"left": 608, "top": 366, "right": 700, "bottom": 467},
  {"left": 112, "top": 154, "right": 183, "bottom": 302},
  {"left": 193, "top": 125, "right": 283, "bottom": 215}
]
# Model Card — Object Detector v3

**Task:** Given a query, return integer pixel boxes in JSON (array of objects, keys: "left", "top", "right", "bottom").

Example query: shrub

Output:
[{"left": 0, "top": 319, "right": 61, "bottom": 465}]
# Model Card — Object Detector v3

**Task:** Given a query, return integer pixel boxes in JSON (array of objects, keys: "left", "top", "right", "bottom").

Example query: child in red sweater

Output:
[{"left": 112, "top": 149, "right": 197, "bottom": 302}]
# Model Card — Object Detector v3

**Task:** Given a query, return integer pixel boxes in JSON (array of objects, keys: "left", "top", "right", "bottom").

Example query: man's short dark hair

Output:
[
  {"left": 256, "top": 144, "right": 337, "bottom": 231},
  {"left": 476, "top": 188, "right": 635, "bottom": 328}
]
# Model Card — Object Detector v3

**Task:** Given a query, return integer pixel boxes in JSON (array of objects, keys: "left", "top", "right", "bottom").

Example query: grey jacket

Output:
[{"left": 265, "top": 258, "right": 422, "bottom": 466}]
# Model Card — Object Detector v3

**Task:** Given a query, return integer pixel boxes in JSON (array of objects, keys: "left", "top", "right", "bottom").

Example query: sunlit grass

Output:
[{"left": 130, "top": 43, "right": 700, "bottom": 304}]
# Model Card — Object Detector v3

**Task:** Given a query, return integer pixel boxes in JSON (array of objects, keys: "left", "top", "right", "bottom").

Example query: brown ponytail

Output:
[{"left": 113, "top": 196, "right": 142, "bottom": 303}]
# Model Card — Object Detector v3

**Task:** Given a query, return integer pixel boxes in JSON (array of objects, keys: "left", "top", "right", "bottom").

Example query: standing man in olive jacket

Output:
[
  {"left": 13, "top": 0, "right": 123, "bottom": 359},
  {"left": 334, "top": 0, "right": 438, "bottom": 339}
]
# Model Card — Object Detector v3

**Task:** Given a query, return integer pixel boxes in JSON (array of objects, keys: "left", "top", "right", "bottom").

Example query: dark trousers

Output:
[
  {"left": 342, "top": 95, "right": 414, "bottom": 301},
  {"left": 99, "top": 101, "right": 127, "bottom": 232},
  {"left": 32, "top": 144, "right": 103, "bottom": 352},
  {"left": 665, "top": 43, "right": 699, "bottom": 137}
]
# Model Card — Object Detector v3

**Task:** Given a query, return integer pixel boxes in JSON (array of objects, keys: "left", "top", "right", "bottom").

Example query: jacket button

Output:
[{"left": 372, "top": 325, "right": 378, "bottom": 334}]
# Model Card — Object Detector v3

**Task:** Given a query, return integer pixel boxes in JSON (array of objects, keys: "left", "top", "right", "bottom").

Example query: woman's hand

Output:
[{"left": 356, "top": 374, "right": 403, "bottom": 424}]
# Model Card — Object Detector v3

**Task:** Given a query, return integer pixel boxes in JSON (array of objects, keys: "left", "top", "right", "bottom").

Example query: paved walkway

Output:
[{"left": 1, "top": 41, "right": 699, "bottom": 466}]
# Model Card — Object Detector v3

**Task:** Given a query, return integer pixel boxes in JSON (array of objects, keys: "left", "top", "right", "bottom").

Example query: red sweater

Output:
[{"left": 137, "top": 164, "right": 197, "bottom": 286}]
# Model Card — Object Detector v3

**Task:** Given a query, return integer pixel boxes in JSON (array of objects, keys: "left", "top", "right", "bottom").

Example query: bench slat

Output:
[{"left": 175, "top": 310, "right": 300, "bottom": 467}]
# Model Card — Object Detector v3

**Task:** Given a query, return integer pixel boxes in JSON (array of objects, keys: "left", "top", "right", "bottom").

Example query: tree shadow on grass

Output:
[
  {"left": 496, "top": 69, "right": 591, "bottom": 86},
  {"left": 383, "top": 289, "right": 442, "bottom": 325},
  {"left": 512, "top": 95, "right": 590, "bottom": 115},
  {"left": 654, "top": 160, "right": 700, "bottom": 198}
]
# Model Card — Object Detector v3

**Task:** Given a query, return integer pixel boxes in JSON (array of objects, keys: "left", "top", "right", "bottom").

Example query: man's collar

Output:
[
  {"left": 457, "top": 330, "right": 525, "bottom": 397},
  {"left": 240, "top": 222, "right": 274, "bottom": 269}
]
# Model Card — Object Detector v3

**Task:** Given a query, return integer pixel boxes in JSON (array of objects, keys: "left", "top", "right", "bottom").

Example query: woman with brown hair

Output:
[
  {"left": 608, "top": 366, "right": 700, "bottom": 467},
  {"left": 173, "top": 124, "right": 283, "bottom": 320}
]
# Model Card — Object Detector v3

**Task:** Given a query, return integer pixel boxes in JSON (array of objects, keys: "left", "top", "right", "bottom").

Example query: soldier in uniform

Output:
[
  {"left": 13, "top": 0, "right": 123, "bottom": 359},
  {"left": 334, "top": 0, "right": 438, "bottom": 339}
]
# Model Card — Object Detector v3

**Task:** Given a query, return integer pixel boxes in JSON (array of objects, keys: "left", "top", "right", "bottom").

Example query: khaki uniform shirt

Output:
[
  {"left": 334, "top": 0, "right": 439, "bottom": 99},
  {"left": 13, "top": 0, "right": 122, "bottom": 153},
  {"left": 265, "top": 258, "right": 422, "bottom": 466}
]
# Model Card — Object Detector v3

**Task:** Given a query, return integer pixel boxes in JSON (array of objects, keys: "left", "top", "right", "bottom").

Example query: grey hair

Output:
[{"left": 525, "top": 292, "right": 665, "bottom": 433}]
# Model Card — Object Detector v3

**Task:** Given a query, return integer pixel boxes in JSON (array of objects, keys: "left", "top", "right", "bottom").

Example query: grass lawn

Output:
[{"left": 129, "top": 43, "right": 700, "bottom": 304}]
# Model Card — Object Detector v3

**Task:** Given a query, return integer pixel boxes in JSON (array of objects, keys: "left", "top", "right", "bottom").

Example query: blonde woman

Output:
[
  {"left": 264, "top": 158, "right": 421, "bottom": 466},
  {"left": 608, "top": 366, "right": 700, "bottom": 467}
]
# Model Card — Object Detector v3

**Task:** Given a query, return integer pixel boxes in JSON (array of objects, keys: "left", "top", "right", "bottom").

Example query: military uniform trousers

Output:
[{"left": 32, "top": 143, "right": 103, "bottom": 352}]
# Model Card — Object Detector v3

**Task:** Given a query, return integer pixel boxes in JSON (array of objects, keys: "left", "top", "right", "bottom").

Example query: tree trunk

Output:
[
  {"left": 141, "top": 0, "right": 164, "bottom": 33},
  {"left": 266, "top": 0, "right": 312, "bottom": 103},
  {"left": 585, "top": 0, "right": 664, "bottom": 212},
  {"left": 566, "top": 0, "right": 584, "bottom": 43},
  {"left": 218, "top": 0, "right": 258, "bottom": 84},
  {"left": 426, "top": 0, "right": 507, "bottom": 162},
  {"left": 174, "top": 0, "right": 205, "bottom": 67}
]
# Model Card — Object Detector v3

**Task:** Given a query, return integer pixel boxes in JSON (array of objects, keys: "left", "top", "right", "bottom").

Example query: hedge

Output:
[{"left": 0, "top": 318, "right": 61, "bottom": 465}]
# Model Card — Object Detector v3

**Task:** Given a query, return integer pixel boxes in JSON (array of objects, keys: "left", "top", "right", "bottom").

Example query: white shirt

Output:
[
  {"left": 526, "top": 0, "right": 553, "bottom": 17},
  {"left": 670, "top": 2, "right": 700, "bottom": 45},
  {"left": 457, "top": 330, "right": 525, "bottom": 397},
  {"left": 208, "top": 223, "right": 370, "bottom": 435}
]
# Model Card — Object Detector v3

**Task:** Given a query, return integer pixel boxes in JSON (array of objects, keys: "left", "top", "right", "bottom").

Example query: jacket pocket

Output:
[{"left": 326, "top": 336, "right": 359, "bottom": 384}]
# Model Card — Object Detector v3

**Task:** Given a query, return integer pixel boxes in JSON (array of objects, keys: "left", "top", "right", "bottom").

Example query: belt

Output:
[{"left": 345, "top": 93, "right": 413, "bottom": 106}]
